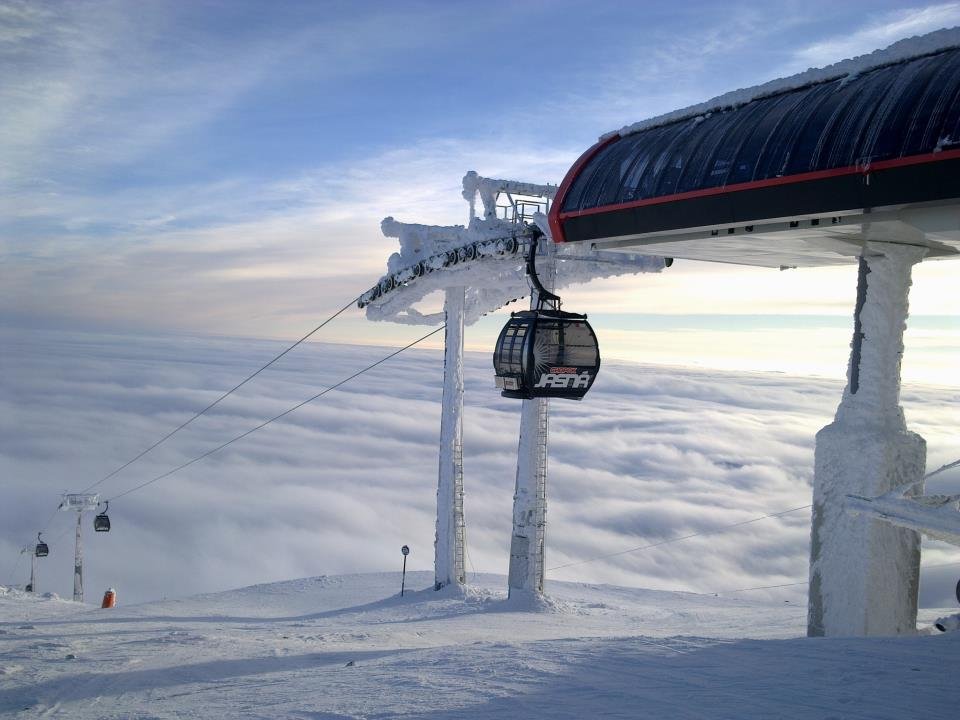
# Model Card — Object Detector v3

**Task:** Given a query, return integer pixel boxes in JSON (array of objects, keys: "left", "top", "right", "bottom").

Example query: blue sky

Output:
[{"left": 2, "top": 0, "right": 960, "bottom": 379}]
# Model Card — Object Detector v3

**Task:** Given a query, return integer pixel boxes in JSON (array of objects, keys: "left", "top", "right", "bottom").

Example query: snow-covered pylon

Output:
[
  {"left": 435, "top": 284, "right": 467, "bottom": 589},
  {"left": 808, "top": 238, "right": 928, "bottom": 638},
  {"left": 59, "top": 493, "right": 100, "bottom": 602},
  {"left": 847, "top": 482, "right": 960, "bottom": 547},
  {"left": 361, "top": 171, "right": 665, "bottom": 593}
]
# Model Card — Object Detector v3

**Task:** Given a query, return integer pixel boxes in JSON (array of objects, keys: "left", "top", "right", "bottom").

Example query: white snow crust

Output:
[
  {"left": 2, "top": 573, "right": 957, "bottom": 718},
  {"left": 810, "top": 244, "right": 928, "bottom": 636},
  {"left": 606, "top": 28, "right": 960, "bottom": 140},
  {"left": 368, "top": 215, "right": 664, "bottom": 326}
]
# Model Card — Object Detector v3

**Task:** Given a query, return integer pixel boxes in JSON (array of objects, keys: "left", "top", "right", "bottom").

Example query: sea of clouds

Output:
[{"left": 1, "top": 327, "right": 958, "bottom": 608}]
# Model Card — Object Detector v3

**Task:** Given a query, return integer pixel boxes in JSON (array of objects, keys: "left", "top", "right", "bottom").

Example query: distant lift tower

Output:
[
  {"left": 60, "top": 493, "right": 100, "bottom": 602},
  {"left": 20, "top": 545, "right": 39, "bottom": 593}
]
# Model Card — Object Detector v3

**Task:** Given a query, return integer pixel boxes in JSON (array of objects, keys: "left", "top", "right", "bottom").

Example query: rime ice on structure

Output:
[
  {"left": 809, "top": 238, "right": 927, "bottom": 637},
  {"left": 847, "top": 484, "right": 960, "bottom": 548},
  {"left": 508, "top": 245, "right": 555, "bottom": 598},
  {"left": 365, "top": 172, "right": 664, "bottom": 593}
]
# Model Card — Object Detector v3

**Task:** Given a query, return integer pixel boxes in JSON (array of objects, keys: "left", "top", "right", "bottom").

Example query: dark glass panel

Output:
[
  {"left": 531, "top": 320, "right": 598, "bottom": 368},
  {"left": 815, "top": 70, "right": 893, "bottom": 168},
  {"left": 903, "top": 52, "right": 960, "bottom": 155},
  {"left": 692, "top": 97, "right": 778, "bottom": 189},
  {"left": 782, "top": 82, "right": 851, "bottom": 175},
  {"left": 752, "top": 82, "right": 838, "bottom": 180},
  {"left": 726, "top": 91, "right": 809, "bottom": 184},
  {"left": 861, "top": 55, "right": 938, "bottom": 162}
]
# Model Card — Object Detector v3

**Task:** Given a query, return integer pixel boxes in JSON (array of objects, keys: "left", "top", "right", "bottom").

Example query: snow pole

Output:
[{"left": 401, "top": 545, "right": 410, "bottom": 597}]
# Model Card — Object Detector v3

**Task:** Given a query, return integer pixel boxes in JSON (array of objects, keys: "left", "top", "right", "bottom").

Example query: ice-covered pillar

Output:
[
  {"left": 28, "top": 553, "right": 37, "bottom": 593},
  {"left": 508, "top": 396, "right": 549, "bottom": 596},
  {"left": 434, "top": 286, "right": 467, "bottom": 590},
  {"left": 73, "top": 512, "right": 83, "bottom": 602},
  {"left": 808, "top": 241, "right": 928, "bottom": 637},
  {"left": 508, "top": 250, "right": 555, "bottom": 598}
]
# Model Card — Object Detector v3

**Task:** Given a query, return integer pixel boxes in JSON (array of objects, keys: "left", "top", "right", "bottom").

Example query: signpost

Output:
[{"left": 401, "top": 545, "right": 410, "bottom": 597}]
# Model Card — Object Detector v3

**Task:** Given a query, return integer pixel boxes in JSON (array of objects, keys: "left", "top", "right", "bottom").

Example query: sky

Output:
[
  {"left": 1, "top": 1, "right": 959, "bottom": 605},
  {"left": 2, "top": 0, "right": 959, "bottom": 374}
]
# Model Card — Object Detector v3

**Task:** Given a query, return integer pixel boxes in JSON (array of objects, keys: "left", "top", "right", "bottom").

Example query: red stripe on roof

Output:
[
  {"left": 549, "top": 135, "right": 618, "bottom": 243},
  {"left": 555, "top": 147, "right": 960, "bottom": 224}
]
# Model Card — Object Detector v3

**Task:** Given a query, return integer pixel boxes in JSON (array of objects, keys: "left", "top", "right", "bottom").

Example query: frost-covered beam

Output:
[
  {"left": 462, "top": 171, "right": 557, "bottom": 220},
  {"left": 361, "top": 220, "right": 665, "bottom": 326},
  {"left": 847, "top": 484, "right": 960, "bottom": 547},
  {"left": 808, "top": 241, "right": 928, "bottom": 637}
]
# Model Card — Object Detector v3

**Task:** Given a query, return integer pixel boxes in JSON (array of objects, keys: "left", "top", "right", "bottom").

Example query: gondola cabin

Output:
[
  {"left": 35, "top": 535, "right": 49, "bottom": 557},
  {"left": 93, "top": 501, "right": 111, "bottom": 532},
  {"left": 494, "top": 309, "right": 600, "bottom": 400}
]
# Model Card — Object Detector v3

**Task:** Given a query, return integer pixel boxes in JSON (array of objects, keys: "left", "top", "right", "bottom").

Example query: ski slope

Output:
[{"left": 1, "top": 573, "right": 957, "bottom": 718}]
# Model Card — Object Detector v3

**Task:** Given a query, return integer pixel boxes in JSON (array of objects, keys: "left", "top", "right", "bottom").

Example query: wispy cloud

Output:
[
  {"left": 0, "top": 1, "right": 488, "bottom": 190},
  {"left": 0, "top": 137, "right": 573, "bottom": 339},
  {"left": 787, "top": 2, "right": 960, "bottom": 70}
]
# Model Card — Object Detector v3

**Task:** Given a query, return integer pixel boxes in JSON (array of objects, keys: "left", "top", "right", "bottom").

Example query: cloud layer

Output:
[{"left": 2, "top": 329, "right": 957, "bottom": 607}]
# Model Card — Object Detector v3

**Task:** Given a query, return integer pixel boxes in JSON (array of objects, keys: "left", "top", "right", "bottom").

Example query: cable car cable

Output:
[
  {"left": 925, "top": 457, "right": 960, "bottom": 480},
  {"left": 107, "top": 325, "right": 445, "bottom": 503},
  {"left": 546, "top": 457, "right": 960, "bottom": 575},
  {"left": 80, "top": 296, "right": 360, "bottom": 494},
  {"left": 712, "top": 560, "right": 960, "bottom": 596},
  {"left": 5, "top": 553, "right": 23, "bottom": 588},
  {"left": 10, "top": 296, "right": 361, "bottom": 559}
]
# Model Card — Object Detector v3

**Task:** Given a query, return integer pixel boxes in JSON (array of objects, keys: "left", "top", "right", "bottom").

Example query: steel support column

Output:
[
  {"left": 434, "top": 286, "right": 467, "bottom": 589},
  {"left": 808, "top": 241, "right": 928, "bottom": 636}
]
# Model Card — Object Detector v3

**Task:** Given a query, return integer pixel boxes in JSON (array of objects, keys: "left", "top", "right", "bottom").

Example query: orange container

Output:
[{"left": 101, "top": 588, "right": 116, "bottom": 609}]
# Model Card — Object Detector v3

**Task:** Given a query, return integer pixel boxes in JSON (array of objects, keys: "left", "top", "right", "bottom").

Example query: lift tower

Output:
[{"left": 60, "top": 493, "right": 100, "bottom": 602}]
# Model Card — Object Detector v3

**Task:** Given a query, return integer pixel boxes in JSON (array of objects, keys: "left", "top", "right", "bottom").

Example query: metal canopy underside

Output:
[
  {"left": 592, "top": 203, "right": 960, "bottom": 268},
  {"left": 551, "top": 45, "right": 960, "bottom": 268}
]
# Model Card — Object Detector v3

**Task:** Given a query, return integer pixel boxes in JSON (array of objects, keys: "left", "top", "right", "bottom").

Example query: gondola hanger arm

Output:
[{"left": 525, "top": 228, "right": 560, "bottom": 310}]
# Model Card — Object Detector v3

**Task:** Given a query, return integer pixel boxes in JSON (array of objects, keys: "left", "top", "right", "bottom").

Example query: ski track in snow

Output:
[{"left": 1, "top": 573, "right": 957, "bottom": 718}]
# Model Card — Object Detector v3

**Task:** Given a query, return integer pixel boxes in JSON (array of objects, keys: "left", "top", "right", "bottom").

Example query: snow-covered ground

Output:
[{"left": 1, "top": 572, "right": 957, "bottom": 719}]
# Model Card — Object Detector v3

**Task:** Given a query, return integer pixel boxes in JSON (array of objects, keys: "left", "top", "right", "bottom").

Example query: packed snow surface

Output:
[
  {"left": 607, "top": 27, "right": 960, "bottom": 139},
  {"left": 1, "top": 573, "right": 957, "bottom": 718}
]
